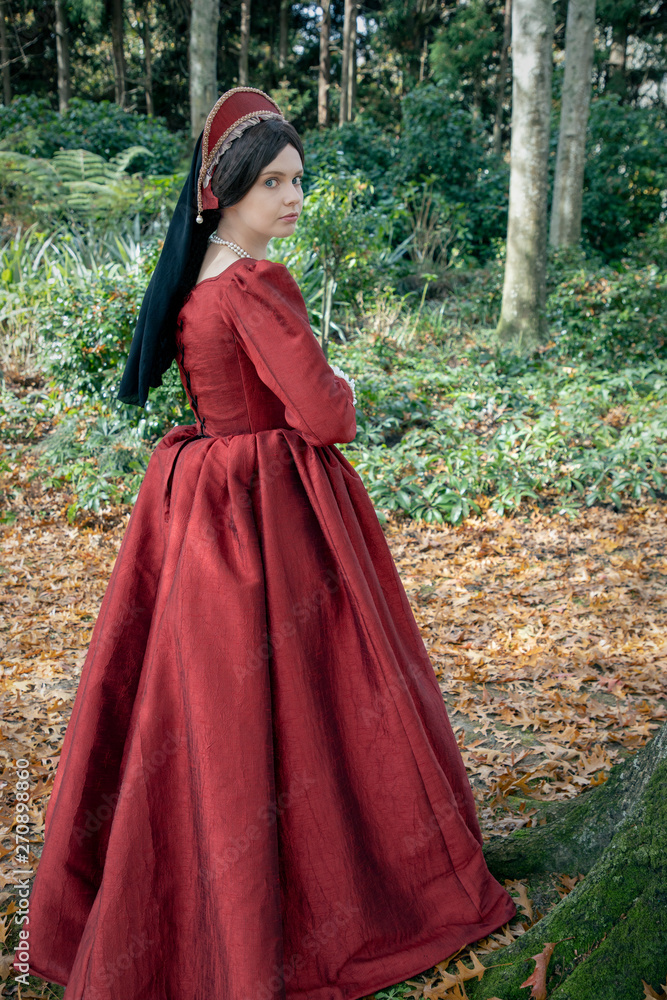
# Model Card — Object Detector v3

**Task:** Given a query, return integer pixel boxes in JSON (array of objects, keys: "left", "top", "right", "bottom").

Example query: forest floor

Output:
[{"left": 1, "top": 450, "right": 666, "bottom": 998}]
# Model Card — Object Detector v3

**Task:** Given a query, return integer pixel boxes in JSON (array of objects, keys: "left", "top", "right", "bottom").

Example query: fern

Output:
[{"left": 0, "top": 146, "right": 152, "bottom": 221}]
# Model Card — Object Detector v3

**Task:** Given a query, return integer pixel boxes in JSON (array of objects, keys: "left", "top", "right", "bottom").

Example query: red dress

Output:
[{"left": 17, "top": 258, "right": 516, "bottom": 999}]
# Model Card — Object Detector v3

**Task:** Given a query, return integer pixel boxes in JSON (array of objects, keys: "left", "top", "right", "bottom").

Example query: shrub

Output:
[
  {"left": 0, "top": 96, "right": 185, "bottom": 174},
  {"left": 581, "top": 93, "right": 667, "bottom": 262}
]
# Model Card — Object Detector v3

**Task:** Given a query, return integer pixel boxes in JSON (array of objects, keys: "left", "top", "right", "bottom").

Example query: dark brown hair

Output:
[{"left": 211, "top": 117, "right": 304, "bottom": 208}]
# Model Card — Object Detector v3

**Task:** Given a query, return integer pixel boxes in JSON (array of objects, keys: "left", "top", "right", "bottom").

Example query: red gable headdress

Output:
[{"left": 195, "top": 86, "right": 285, "bottom": 222}]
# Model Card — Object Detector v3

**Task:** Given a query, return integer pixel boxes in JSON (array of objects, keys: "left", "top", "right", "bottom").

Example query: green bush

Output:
[
  {"left": 0, "top": 149, "right": 184, "bottom": 232},
  {"left": 546, "top": 255, "right": 667, "bottom": 367},
  {"left": 302, "top": 116, "right": 398, "bottom": 194},
  {"left": 582, "top": 93, "right": 667, "bottom": 262},
  {"left": 306, "top": 87, "right": 507, "bottom": 265},
  {"left": 0, "top": 97, "right": 185, "bottom": 175}
]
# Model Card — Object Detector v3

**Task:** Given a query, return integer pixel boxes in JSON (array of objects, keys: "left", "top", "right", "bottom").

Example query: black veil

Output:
[{"left": 117, "top": 132, "right": 215, "bottom": 407}]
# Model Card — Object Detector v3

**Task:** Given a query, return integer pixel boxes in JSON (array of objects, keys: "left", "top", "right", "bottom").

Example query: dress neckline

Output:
[{"left": 193, "top": 255, "right": 257, "bottom": 290}]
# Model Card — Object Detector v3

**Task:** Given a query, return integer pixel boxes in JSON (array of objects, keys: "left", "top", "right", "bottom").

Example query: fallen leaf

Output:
[
  {"left": 643, "top": 980, "right": 667, "bottom": 1000},
  {"left": 519, "top": 941, "right": 556, "bottom": 999}
]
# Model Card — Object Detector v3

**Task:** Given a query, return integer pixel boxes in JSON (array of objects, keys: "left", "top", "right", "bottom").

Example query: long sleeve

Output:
[{"left": 221, "top": 259, "right": 357, "bottom": 447}]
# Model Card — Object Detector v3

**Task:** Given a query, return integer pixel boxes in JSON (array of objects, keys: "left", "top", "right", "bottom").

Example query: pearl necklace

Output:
[{"left": 208, "top": 233, "right": 254, "bottom": 259}]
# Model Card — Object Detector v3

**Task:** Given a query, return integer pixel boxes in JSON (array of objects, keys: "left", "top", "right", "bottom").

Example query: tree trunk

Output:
[
  {"left": 140, "top": 1, "right": 154, "bottom": 116},
  {"left": 278, "top": 0, "right": 289, "bottom": 71},
  {"left": 110, "top": 0, "right": 127, "bottom": 108},
  {"left": 347, "top": 0, "right": 357, "bottom": 118},
  {"left": 339, "top": 0, "right": 353, "bottom": 126},
  {"left": 607, "top": 21, "right": 627, "bottom": 97},
  {"left": 549, "top": 0, "right": 596, "bottom": 248},
  {"left": 0, "top": 0, "right": 11, "bottom": 105},
  {"left": 418, "top": 34, "right": 427, "bottom": 83},
  {"left": 189, "top": 0, "right": 219, "bottom": 140},
  {"left": 54, "top": 0, "right": 71, "bottom": 112},
  {"left": 493, "top": 0, "right": 512, "bottom": 157},
  {"left": 239, "top": 0, "right": 250, "bottom": 86},
  {"left": 318, "top": 0, "right": 331, "bottom": 128},
  {"left": 496, "top": 0, "right": 554, "bottom": 351},
  {"left": 461, "top": 723, "right": 667, "bottom": 999}
]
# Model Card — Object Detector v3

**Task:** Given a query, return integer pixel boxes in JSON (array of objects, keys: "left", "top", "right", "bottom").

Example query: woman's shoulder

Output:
[
  {"left": 193, "top": 257, "right": 297, "bottom": 296},
  {"left": 229, "top": 257, "right": 296, "bottom": 290},
  {"left": 222, "top": 257, "right": 304, "bottom": 310}
]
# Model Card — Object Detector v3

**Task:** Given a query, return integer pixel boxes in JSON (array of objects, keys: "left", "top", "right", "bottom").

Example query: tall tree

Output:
[
  {"left": 278, "top": 0, "right": 289, "bottom": 71},
  {"left": 189, "top": 0, "right": 219, "bottom": 140},
  {"left": 492, "top": 0, "right": 511, "bottom": 156},
  {"left": 549, "top": 0, "right": 596, "bottom": 248},
  {"left": 239, "top": 0, "right": 250, "bottom": 85},
  {"left": 339, "top": 0, "right": 353, "bottom": 125},
  {"left": 137, "top": 0, "right": 154, "bottom": 115},
  {"left": 54, "top": 0, "right": 71, "bottom": 111},
  {"left": 108, "top": 0, "right": 128, "bottom": 107},
  {"left": 347, "top": 0, "right": 357, "bottom": 117},
  {"left": 318, "top": 0, "right": 330, "bottom": 127},
  {"left": 496, "top": 0, "right": 554, "bottom": 350},
  {"left": 0, "top": 0, "right": 10, "bottom": 105}
]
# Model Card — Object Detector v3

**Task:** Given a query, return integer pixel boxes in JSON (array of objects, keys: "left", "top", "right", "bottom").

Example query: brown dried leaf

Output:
[
  {"left": 643, "top": 980, "right": 667, "bottom": 1000},
  {"left": 519, "top": 942, "right": 556, "bottom": 1000}
]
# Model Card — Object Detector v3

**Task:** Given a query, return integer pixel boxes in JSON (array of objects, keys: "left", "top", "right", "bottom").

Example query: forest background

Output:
[
  {"left": 1, "top": 1, "right": 667, "bottom": 999},
  {"left": 1, "top": 0, "right": 666, "bottom": 524}
]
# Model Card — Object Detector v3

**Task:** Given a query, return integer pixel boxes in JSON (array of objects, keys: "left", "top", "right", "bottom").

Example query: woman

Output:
[{"left": 16, "top": 88, "right": 516, "bottom": 1000}]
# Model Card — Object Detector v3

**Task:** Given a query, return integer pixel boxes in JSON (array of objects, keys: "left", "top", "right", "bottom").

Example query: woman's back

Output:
[{"left": 176, "top": 257, "right": 357, "bottom": 446}]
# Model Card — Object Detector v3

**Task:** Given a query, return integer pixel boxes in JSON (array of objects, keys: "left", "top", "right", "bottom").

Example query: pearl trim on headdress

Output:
[
  {"left": 202, "top": 111, "right": 283, "bottom": 190},
  {"left": 196, "top": 86, "right": 286, "bottom": 222}
]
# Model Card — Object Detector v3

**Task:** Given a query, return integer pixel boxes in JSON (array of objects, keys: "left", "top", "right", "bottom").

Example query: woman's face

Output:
[{"left": 225, "top": 143, "right": 304, "bottom": 241}]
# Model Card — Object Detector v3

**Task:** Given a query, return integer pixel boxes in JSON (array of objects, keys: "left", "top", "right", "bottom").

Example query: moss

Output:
[
  {"left": 464, "top": 761, "right": 667, "bottom": 1000},
  {"left": 483, "top": 726, "right": 667, "bottom": 880},
  {"left": 549, "top": 878, "right": 667, "bottom": 999}
]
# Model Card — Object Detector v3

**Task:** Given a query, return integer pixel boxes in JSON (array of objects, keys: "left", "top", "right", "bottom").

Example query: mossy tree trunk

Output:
[{"left": 463, "top": 723, "right": 667, "bottom": 999}]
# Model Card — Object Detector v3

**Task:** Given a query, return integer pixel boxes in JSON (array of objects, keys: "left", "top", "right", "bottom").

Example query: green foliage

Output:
[
  {"left": 306, "top": 88, "right": 508, "bottom": 265},
  {"left": 2, "top": 221, "right": 665, "bottom": 526},
  {"left": 430, "top": 0, "right": 498, "bottom": 88},
  {"left": 394, "top": 84, "right": 509, "bottom": 258},
  {"left": 274, "top": 171, "right": 412, "bottom": 353},
  {"left": 582, "top": 94, "right": 667, "bottom": 262},
  {"left": 302, "top": 117, "right": 398, "bottom": 193},
  {"left": 307, "top": 88, "right": 663, "bottom": 268},
  {"left": 0, "top": 149, "right": 184, "bottom": 230},
  {"left": 337, "top": 336, "right": 667, "bottom": 525},
  {"left": 546, "top": 258, "right": 667, "bottom": 367},
  {"left": 0, "top": 97, "right": 185, "bottom": 174}
]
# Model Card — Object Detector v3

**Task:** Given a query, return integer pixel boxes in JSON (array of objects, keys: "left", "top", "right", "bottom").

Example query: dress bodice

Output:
[{"left": 174, "top": 257, "right": 357, "bottom": 446}]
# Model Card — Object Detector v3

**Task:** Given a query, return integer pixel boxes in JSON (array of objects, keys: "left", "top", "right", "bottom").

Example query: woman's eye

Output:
[
  {"left": 265, "top": 178, "right": 277, "bottom": 187},
  {"left": 293, "top": 176, "right": 303, "bottom": 186}
]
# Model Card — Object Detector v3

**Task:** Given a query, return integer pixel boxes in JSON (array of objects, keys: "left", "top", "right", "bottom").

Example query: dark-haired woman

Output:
[{"left": 16, "top": 88, "right": 516, "bottom": 1000}]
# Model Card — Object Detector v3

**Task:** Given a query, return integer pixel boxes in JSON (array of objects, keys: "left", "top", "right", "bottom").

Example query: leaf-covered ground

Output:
[{"left": 1, "top": 453, "right": 666, "bottom": 999}]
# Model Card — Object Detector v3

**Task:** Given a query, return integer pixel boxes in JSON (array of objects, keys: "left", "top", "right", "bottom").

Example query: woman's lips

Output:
[{"left": 280, "top": 214, "right": 299, "bottom": 221}]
